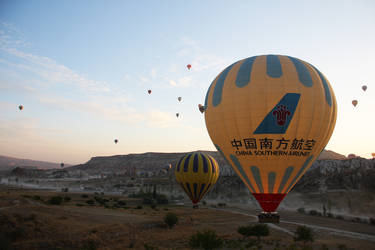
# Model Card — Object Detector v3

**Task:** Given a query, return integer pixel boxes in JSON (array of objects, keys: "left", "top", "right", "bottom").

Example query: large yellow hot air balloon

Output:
[
  {"left": 204, "top": 55, "right": 337, "bottom": 221},
  {"left": 175, "top": 152, "right": 220, "bottom": 208}
]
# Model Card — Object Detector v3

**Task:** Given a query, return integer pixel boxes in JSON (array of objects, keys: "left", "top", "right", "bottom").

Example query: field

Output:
[{"left": 1, "top": 187, "right": 374, "bottom": 250}]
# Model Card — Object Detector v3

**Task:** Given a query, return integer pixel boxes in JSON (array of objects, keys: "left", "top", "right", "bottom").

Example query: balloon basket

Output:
[{"left": 258, "top": 212, "right": 280, "bottom": 223}]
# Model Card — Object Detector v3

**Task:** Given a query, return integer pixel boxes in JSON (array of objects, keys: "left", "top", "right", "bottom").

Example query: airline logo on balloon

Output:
[
  {"left": 230, "top": 92, "right": 315, "bottom": 157},
  {"left": 254, "top": 93, "right": 300, "bottom": 134}
]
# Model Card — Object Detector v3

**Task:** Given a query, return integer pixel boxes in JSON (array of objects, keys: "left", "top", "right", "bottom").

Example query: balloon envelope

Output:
[
  {"left": 362, "top": 85, "right": 367, "bottom": 91},
  {"left": 175, "top": 152, "right": 219, "bottom": 206},
  {"left": 187, "top": 64, "right": 191, "bottom": 70},
  {"left": 204, "top": 55, "right": 337, "bottom": 212},
  {"left": 347, "top": 154, "right": 356, "bottom": 159},
  {"left": 372, "top": 153, "right": 375, "bottom": 158},
  {"left": 18, "top": 105, "right": 23, "bottom": 110},
  {"left": 352, "top": 100, "right": 358, "bottom": 107},
  {"left": 178, "top": 97, "right": 182, "bottom": 102},
  {"left": 148, "top": 90, "right": 152, "bottom": 94},
  {"left": 176, "top": 113, "right": 179, "bottom": 117},
  {"left": 198, "top": 104, "right": 205, "bottom": 113},
  {"left": 114, "top": 139, "right": 118, "bottom": 144},
  {"left": 60, "top": 163, "right": 64, "bottom": 168}
]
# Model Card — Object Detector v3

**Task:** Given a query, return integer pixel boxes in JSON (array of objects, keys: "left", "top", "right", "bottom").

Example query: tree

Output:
[
  {"left": 237, "top": 224, "right": 269, "bottom": 241},
  {"left": 294, "top": 226, "right": 314, "bottom": 246},
  {"left": 189, "top": 229, "right": 223, "bottom": 250},
  {"left": 164, "top": 213, "right": 178, "bottom": 229}
]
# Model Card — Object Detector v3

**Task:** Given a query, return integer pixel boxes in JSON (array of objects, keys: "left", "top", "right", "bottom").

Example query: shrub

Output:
[
  {"left": 294, "top": 226, "right": 314, "bottom": 246},
  {"left": 251, "top": 224, "right": 270, "bottom": 241},
  {"left": 150, "top": 204, "right": 157, "bottom": 210},
  {"left": 164, "top": 213, "right": 178, "bottom": 229},
  {"left": 189, "top": 229, "right": 223, "bottom": 250},
  {"left": 86, "top": 199, "right": 95, "bottom": 205},
  {"left": 0, "top": 233, "right": 11, "bottom": 250},
  {"left": 238, "top": 224, "right": 269, "bottom": 241},
  {"left": 117, "top": 200, "right": 126, "bottom": 206},
  {"left": 309, "top": 210, "right": 318, "bottom": 216},
  {"left": 297, "top": 207, "right": 305, "bottom": 214},
  {"left": 136, "top": 205, "right": 143, "bottom": 209},
  {"left": 64, "top": 196, "right": 71, "bottom": 202},
  {"left": 48, "top": 196, "right": 63, "bottom": 205},
  {"left": 32, "top": 195, "right": 41, "bottom": 201},
  {"left": 81, "top": 194, "right": 89, "bottom": 198}
]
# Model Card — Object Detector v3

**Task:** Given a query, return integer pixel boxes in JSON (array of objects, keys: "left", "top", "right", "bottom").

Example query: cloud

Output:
[
  {"left": 39, "top": 96, "right": 145, "bottom": 125},
  {"left": 0, "top": 23, "right": 110, "bottom": 93},
  {"left": 150, "top": 68, "right": 157, "bottom": 78}
]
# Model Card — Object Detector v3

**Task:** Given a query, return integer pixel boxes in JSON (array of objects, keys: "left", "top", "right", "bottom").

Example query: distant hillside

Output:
[
  {"left": 66, "top": 149, "right": 346, "bottom": 175},
  {"left": 0, "top": 155, "right": 68, "bottom": 171}
]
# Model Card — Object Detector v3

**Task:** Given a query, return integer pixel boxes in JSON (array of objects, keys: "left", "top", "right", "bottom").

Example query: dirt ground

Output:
[{"left": 1, "top": 187, "right": 374, "bottom": 250}]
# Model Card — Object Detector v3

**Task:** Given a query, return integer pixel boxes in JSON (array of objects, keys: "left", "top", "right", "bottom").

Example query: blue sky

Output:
[{"left": 0, "top": 0, "right": 374, "bottom": 164}]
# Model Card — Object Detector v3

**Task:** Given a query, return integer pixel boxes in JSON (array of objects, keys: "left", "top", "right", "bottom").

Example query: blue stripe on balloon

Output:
[
  {"left": 310, "top": 65, "right": 332, "bottom": 106},
  {"left": 268, "top": 172, "right": 276, "bottom": 193},
  {"left": 193, "top": 153, "right": 199, "bottom": 173},
  {"left": 277, "top": 166, "right": 294, "bottom": 193},
  {"left": 200, "top": 153, "right": 209, "bottom": 173},
  {"left": 212, "top": 62, "right": 236, "bottom": 107},
  {"left": 285, "top": 156, "right": 314, "bottom": 193},
  {"left": 250, "top": 166, "right": 264, "bottom": 193},
  {"left": 193, "top": 183, "right": 198, "bottom": 199},
  {"left": 186, "top": 182, "right": 193, "bottom": 198},
  {"left": 198, "top": 183, "right": 206, "bottom": 199},
  {"left": 207, "top": 156, "right": 216, "bottom": 173},
  {"left": 215, "top": 144, "right": 255, "bottom": 193},
  {"left": 229, "top": 154, "right": 256, "bottom": 193},
  {"left": 176, "top": 155, "right": 185, "bottom": 172},
  {"left": 287, "top": 56, "right": 313, "bottom": 87},
  {"left": 183, "top": 153, "right": 193, "bottom": 172},
  {"left": 204, "top": 80, "right": 214, "bottom": 108},
  {"left": 236, "top": 56, "right": 257, "bottom": 87},
  {"left": 266, "top": 55, "right": 282, "bottom": 78}
]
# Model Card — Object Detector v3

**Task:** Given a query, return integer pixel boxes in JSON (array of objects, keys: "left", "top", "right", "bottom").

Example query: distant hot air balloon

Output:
[
  {"left": 18, "top": 105, "right": 23, "bottom": 110},
  {"left": 148, "top": 90, "right": 152, "bottom": 94},
  {"left": 187, "top": 64, "right": 192, "bottom": 70},
  {"left": 178, "top": 97, "right": 182, "bottom": 102},
  {"left": 347, "top": 154, "right": 356, "bottom": 159},
  {"left": 175, "top": 152, "right": 220, "bottom": 208},
  {"left": 60, "top": 163, "right": 64, "bottom": 168},
  {"left": 352, "top": 100, "right": 358, "bottom": 107},
  {"left": 114, "top": 139, "right": 118, "bottom": 144},
  {"left": 362, "top": 85, "right": 367, "bottom": 91},
  {"left": 198, "top": 104, "right": 205, "bottom": 113},
  {"left": 176, "top": 113, "right": 179, "bottom": 118},
  {"left": 204, "top": 55, "right": 337, "bottom": 223},
  {"left": 372, "top": 153, "right": 375, "bottom": 158}
]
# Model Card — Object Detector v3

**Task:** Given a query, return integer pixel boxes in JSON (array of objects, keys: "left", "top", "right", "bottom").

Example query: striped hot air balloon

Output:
[
  {"left": 204, "top": 55, "right": 337, "bottom": 222},
  {"left": 175, "top": 152, "right": 220, "bottom": 208}
]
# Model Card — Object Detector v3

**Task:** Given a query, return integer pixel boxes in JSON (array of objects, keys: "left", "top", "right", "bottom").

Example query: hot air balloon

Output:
[
  {"left": 362, "top": 85, "right": 367, "bottom": 91},
  {"left": 187, "top": 64, "right": 192, "bottom": 70},
  {"left": 60, "top": 163, "right": 64, "bottom": 168},
  {"left": 352, "top": 100, "right": 358, "bottom": 107},
  {"left": 178, "top": 97, "right": 182, "bottom": 102},
  {"left": 372, "top": 153, "right": 375, "bottom": 158},
  {"left": 198, "top": 104, "right": 205, "bottom": 113},
  {"left": 114, "top": 139, "right": 118, "bottom": 144},
  {"left": 175, "top": 152, "right": 220, "bottom": 208},
  {"left": 18, "top": 105, "right": 23, "bottom": 110},
  {"left": 148, "top": 90, "right": 152, "bottom": 94},
  {"left": 204, "top": 55, "right": 337, "bottom": 223},
  {"left": 347, "top": 154, "right": 356, "bottom": 159},
  {"left": 176, "top": 113, "right": 179, "bottom": 118}
]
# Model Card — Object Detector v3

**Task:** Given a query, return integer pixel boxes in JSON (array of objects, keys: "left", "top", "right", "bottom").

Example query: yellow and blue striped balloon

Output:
[
  {"left": 175, "top": 152, "right": 220, "bottom": 207},
  {"left": 204, "top": 55, "right": 337, "bottom": 212}
]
